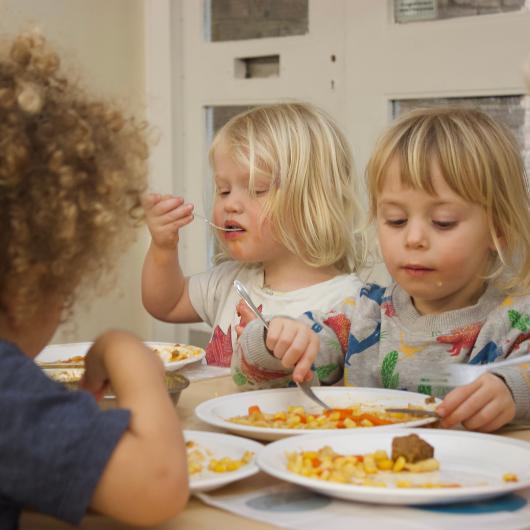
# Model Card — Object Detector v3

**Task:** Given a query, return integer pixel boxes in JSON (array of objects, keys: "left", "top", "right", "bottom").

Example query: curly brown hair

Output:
[{"left": 0, "top": 32, "right": 148, "bottom": 323}]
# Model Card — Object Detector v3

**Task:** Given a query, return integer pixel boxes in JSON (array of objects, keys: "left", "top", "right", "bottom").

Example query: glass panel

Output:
[
  {"left": 392, "top": 95, "right": 530, "bottom": 174},
  {"left": 394, "top": 0, "right": 527, "bottom": 24},
  {"left": 207, "top": 0, "right": 308, "bottom": 42}
]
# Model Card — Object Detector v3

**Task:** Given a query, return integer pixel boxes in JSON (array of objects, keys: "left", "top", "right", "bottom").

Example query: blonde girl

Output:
[
  {"left": 142, "top": 102, "right": 364, "bottom": 375},
  {"left": 238, "top": 107, "right": 530, "bottom": 432}
]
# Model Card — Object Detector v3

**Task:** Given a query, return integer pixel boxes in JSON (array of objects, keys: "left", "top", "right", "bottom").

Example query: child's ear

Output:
[{"left": 489, "top": 228, "right": 505, "bottom": 252}]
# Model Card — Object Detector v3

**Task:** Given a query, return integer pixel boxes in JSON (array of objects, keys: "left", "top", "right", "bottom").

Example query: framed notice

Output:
[{"left": 394, "top": 0, "right": 438, "bottom": 23}]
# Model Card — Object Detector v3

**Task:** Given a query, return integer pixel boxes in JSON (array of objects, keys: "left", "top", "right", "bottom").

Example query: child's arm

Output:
[
  {"left": 141, "top": 193, "right": 201, "bottom": 323},
  {"left": 436, "top": 373, "right": 516, "bottom": 432},
  {"left": 80, "top": 330, "right": 189, "bottom": 525}
]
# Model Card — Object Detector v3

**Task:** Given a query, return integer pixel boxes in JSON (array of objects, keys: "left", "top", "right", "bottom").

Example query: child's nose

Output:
[
  {"left": 404, "top": 221, "right": 428, "bottom": 249},
  {"left": 224, "top": 190, "right": 244, "bottom": 213}
]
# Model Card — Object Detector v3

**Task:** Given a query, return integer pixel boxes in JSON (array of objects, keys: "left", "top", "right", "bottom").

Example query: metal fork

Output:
[
  {"left": 233, "top": 280, "right": 331, "bottom": 410},
  {"left": 419, "top": 353, "right": 530, "bottom": 387}
]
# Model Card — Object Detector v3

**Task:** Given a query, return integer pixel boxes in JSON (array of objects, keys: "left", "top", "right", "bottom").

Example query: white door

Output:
[{"left": 144, "top": 0, "right": 530, "bottom": 343}]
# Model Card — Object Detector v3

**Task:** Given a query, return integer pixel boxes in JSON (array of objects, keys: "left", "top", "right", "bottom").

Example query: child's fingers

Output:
[
  {"left": 79, "top": 371, "right": 110, "bottom": 401},
  {"left": 237, "top": 299, "right": 259, "bottom": 327},
  {"left": 436, "top": 379, "right": 481, "bottom": 427},
  {"left": 141, "top": 192, "right": 161, "bottom": 209},
  {"left": 292, "top": 335, "right": 319, "bottom": 383},
  {"left": 266, "top": 319, "right": 296, "bottom": 359},
  {"left": 460, "top": 396, "right": 503, "bottom": 431},
  {"left": 473, "top": 407, "right": 515, "bottom": 433},
  {"left": 282, "top": 327, "right": 317, "bottom": 369},
  {"left": 145, "top": 195, "right": 187, "bottom": 219}
]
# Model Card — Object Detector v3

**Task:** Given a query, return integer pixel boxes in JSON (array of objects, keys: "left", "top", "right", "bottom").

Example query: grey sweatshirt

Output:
[{"left": 234, "top": 282, "right": 530, "bottom": 420}]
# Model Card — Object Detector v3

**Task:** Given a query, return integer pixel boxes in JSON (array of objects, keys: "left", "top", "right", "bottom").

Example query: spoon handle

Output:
[
  {"left": 233, "top": 280, "right": 269, "bottom": 329},
  {"left": 296, "top": 381, "right": 331, "bottom": 410},
  {"left": 194, "top": 213, "right": 239, "bottom": 232}
]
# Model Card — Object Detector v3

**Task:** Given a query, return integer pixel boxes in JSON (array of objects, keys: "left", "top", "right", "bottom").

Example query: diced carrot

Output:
[
  {"left": 248, "top": 405, "right": 261, "bottom": 415},
  {"left": 357, "top": 413, "right": 392, "bottom": 426}
]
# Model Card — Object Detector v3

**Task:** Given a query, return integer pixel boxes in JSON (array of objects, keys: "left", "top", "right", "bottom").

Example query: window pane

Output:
[
  {"left": 392, "top": 95, "right": 530, "bottom": 174},
  {"left": 394, "top": 0, "right": 527, "bottom": 24},
  {"left": 207, "top": 0, "right": 308, "bottom": 42}
]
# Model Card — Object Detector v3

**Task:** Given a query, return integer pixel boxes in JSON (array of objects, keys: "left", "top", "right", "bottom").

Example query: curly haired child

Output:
[
  {"left": 238, "top": 107, "right": 530, "bottom": 432},
  {"left": 142, "top": 102, "right": 365, "bottom": 379},
  {"left": 0, "top": 32, "right": 188, "bottom": 528}
]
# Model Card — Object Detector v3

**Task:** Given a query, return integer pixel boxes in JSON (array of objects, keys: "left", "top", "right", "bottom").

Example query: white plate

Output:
[
  {"left": 195, "top": 387, "right": 440, "bottom": 441},
  {"left": 258, "top": 428, "right": 530, "bottom": 505},
  {"left": 36, "top": 341, "right": 205, "bottom": 371},
  {"left": 185, "top": 430, "right": 263, "bottom": 492}
]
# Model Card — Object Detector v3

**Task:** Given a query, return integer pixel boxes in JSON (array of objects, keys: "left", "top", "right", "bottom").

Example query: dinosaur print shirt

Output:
[
  {"left": 237, "top": 282, "right": 530, "bottom": 420},
  {"left": 188, "top": 260, "right": 362, "bottom": 368}
]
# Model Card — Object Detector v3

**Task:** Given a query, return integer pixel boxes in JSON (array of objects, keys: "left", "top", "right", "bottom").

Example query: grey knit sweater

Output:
[{"left": 233, "top": 282, "right": 530, "bottom": 421}]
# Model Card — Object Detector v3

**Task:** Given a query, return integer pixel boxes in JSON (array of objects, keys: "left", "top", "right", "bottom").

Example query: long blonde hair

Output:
[
  {"left": 209, "top": 102, "right": 365, "bottom": 273},
  {"left": 366, "top": 106, "right": 530, "bottom": 293}
]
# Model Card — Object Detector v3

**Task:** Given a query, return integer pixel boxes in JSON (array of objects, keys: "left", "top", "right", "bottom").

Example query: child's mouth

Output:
[
  {"left": 224, "top": 221, "right": 245, "bottom": 232},
  {"left": 403, "top": 265, "right": 434, "bottom": 277}
]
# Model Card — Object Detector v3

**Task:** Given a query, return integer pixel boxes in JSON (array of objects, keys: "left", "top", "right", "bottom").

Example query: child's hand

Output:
[
  {"left": 79, "top": 345, "right": 111, "bottom": 401},
  {"left": 436, "top": 373, "right": 516, "bottom": 432},
  {"left": 79, "top": 330, "right": 164, "bottom": 400},
  {"left": 143, "top": 193, "right": 194, "bottom": 250},
  {"left": 235, "top": 299, "right": 262, "bottom": 337},
  {"left": 266, "top": 317, "right": 319, "bottom": 383}
]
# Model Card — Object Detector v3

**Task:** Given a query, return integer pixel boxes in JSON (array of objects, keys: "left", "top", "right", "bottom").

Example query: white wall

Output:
[{"left": 0, "top": 0, "right": 152, "bottom": 342}]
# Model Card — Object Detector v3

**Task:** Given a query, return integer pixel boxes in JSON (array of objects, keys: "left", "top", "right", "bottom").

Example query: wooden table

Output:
[{"left": 21, "top": 376, "right": 530, "bottom": 530}]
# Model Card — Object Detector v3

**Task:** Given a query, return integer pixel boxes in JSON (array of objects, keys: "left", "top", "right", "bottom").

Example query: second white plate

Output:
[
  {"left": 36, "top": 341, "right": 205, "bottom": 371},
  {"left": 258, "top": 428, "right": 530, "bottom": 505},
  {"left": 195, "top": 387, "right": 440, "bottom": 441},
  {"left": 185, "top": 430, "right": 263, "bottom": 492}
]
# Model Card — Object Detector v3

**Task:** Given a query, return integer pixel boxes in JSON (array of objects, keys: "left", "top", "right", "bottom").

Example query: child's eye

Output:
[
  {"left": 433, "top": 220, "right": 457, "bottom": 230},
  {"left": 385, "top": 219, "right": 406, "bottom": 227},
  {"left": 216, "top": 189, "right": 230, "bottom": 196},
  {"left": 254, "top": 188, "right": 269, "bottom": 196}
]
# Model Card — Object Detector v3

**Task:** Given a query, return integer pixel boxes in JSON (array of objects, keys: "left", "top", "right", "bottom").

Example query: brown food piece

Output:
[
  {"left": 424, "top": 395, "right": 436, "bottom": 404},
  {"left": 391, "top": 434, "right": 434, "bottom": 463}
]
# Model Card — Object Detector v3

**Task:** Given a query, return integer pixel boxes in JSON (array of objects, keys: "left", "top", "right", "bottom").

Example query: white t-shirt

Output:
[{"left": 188, "top": 261, "right": 362, "bottom": 366}]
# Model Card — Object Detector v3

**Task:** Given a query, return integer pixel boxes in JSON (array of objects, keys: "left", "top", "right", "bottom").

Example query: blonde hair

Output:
[
  {"left": 366, "top": 106, "right": 530, "bottom": 293},
  {"left": 209, "top": 102, "right": 365, "bottom": 273},
  {"left": 0, "top": 32, "right": 148, "bottom": 322}
]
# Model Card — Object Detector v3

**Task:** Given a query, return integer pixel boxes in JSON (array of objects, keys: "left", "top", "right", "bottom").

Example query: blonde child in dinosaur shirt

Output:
[{"left": 238, "top": 107, "right": 530, "bottom": 432}]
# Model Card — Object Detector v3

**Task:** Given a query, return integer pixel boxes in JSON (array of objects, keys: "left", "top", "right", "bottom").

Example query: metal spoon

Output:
[
  {"left": 233, "top": 279, "right": 331, "bottom": 410},
  {"left": 384, "top": 407, "right": 440, "bottom": 418},
  {"left": 194, "top": 213, "right": 240, "bottom": 232}
]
